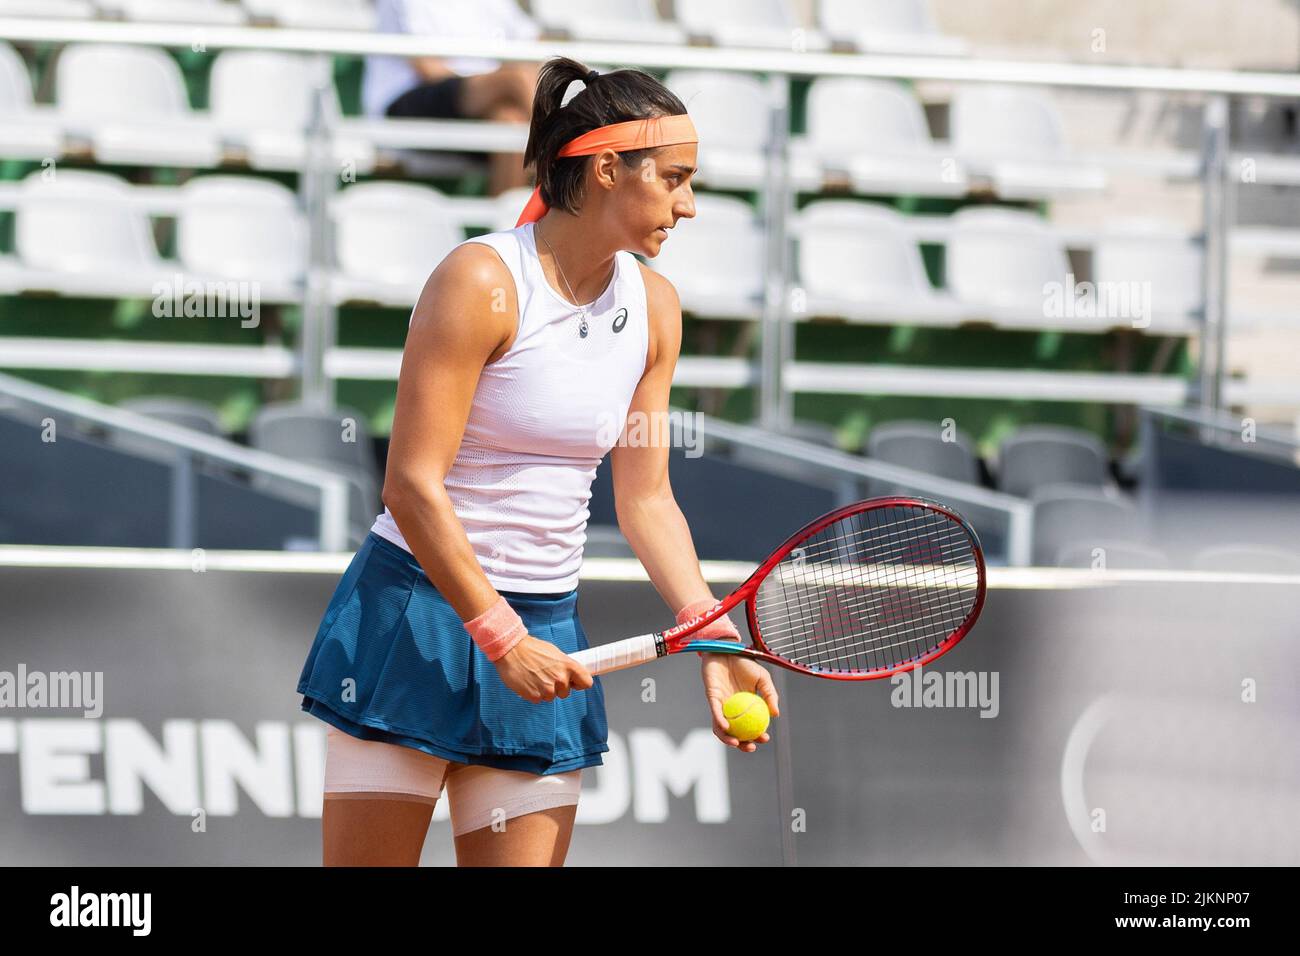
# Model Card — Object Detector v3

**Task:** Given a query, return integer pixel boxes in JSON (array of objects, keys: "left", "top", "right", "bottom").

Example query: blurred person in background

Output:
[{"left": 365, "top": 0, "right": 540, "bottom": 195}]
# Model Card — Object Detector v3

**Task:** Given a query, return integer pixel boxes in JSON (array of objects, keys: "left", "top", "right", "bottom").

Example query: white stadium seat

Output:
[
  {"left": 493, "top": 186, "right": 536, "bottom": 233},
  {"left": 241, "top": 0, "right": 375, "bottom": 30},
  {"left": 15, "top": 170, "right": 168, "bottom": 296},
  {"left": 210, "top": 50, "right": 375, "bottom": 174},
  {"left": 818, "top": 0, "right": 968, "bottom": 56},
  {"left": 0, "top": 41, "right": 62, "bottom": 161},
  {"left": 649, "top": 194, "right": 765, "bottom": 320},
  {"left": 674, "top": 0, "right": 829, "bottom": 51},
  {"left": 794, "top": 77, "right": 967, "bottom": 197},
  {"left": 97, "top": 0, "right": 248, "bottom": 24},
  {"left": 55, "top": 44, "right": 221, "bottom": 167},
  {"left": 865, "top": 418, "right": 981, "bottom": 486},
  {"left": 664, "top": 71, "right": 818, "bottom": 190},
  {"left": 178, "top": 176, "right": 306, "bottom": 301},
  {"left": 945, "top": 207, "right": 1073, "bottom": 328},
  {"left": 0, "top": 0, "right": 94, "bottom": 16},
  {"left": 796, "top": 200, "right": 964, "bottom": 326},
  {"left": 1030, "top": 483, "right": 1142, "bottom": 567},
  {"left": 1093, "top": 221, "right": 1203, "bottom": 334},
  {"left": 951, "top": 86, "right": 1107, "bottom": 198},
  {"left": 330, "top": 183, "right": 465, "bottom": 307},
  {"left": 532, "top": 0, "right": 688, "bottom": 44},
  {"left": 996, "top": 425, "right": 1111, "bottom": 497},
  {"left": 0, "top": 252, "right": 21, "bottom": 295}
]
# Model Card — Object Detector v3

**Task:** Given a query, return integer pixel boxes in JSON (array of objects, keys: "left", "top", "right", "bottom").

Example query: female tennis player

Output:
[{"left": 296, "top": 57, "right": 780, "bottom": 867}]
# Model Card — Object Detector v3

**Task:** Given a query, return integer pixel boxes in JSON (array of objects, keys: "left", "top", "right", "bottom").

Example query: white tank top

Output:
[{"left": 370, "top": 221, "right": 650, "bottom": 593}]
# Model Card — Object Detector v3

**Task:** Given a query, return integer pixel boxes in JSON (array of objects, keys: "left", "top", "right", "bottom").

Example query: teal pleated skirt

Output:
[{"left": 296, "top": 532, "right": 609, "bottom": 775}]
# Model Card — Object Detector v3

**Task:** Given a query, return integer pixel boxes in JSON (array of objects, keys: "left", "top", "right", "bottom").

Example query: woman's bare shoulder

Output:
[
  {"left": 422, "top": 241, "right": 515, "bottom": 303},
  {"left": 408, "top": 242, "right": 518, "bottom": 355},
  {"left": 636, "top": 260, "right": 680, "bottom": 312}
]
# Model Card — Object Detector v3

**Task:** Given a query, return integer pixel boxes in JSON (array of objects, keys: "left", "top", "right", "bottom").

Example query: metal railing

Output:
[
  {"left": 5, "top": 18, "right": 1300, "bottom": 96},
  {"left": 690, "top": 410, "right": 1034, "bottom": 565},
  {"left": 0, "top": 369, "right": 351, "bottom": 549},
  {"left": 1139, "top": 403, "right": 1300, "bottom": 465}
]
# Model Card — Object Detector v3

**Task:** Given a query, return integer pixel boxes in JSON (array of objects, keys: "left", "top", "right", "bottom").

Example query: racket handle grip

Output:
[{"left": 570, "top": 633, "right": 661, "bottom": 676}]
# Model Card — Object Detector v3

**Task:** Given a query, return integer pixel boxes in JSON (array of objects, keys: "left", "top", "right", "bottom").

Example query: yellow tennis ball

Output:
[{"left": 723, "top": 692, "right": 770, "bottom": 742}]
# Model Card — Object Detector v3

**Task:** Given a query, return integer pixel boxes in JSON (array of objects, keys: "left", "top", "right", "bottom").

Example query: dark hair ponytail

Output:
[{"left": 523, "top": 56, "right": 687, "bottom": 216}]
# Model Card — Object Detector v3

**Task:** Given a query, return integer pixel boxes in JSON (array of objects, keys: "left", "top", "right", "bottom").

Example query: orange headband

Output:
[{"left": 515, "top": 113, "right": 698, "bottom": 227}]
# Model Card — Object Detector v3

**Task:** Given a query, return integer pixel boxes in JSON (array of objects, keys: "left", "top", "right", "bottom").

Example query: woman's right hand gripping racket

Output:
[{"left": 571, "top": 497, "right": 987, "bottom": 680}]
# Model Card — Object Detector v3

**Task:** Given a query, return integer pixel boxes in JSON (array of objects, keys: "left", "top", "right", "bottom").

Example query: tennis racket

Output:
[{"left": 571, "top": 496, "right": 986, "bottom": 679}]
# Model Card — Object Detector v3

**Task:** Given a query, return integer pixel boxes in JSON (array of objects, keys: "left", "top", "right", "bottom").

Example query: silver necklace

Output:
[{"left": 538, "top": 229, "right": 611, "bottom": 339}]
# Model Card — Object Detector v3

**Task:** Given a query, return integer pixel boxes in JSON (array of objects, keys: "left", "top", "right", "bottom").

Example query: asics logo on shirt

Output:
[{"left": 612, "top": 308, "right": 628, "bottom": 334}]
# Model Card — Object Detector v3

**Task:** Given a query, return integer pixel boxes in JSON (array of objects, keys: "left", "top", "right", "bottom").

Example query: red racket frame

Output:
[{"left": 664, "top": 496, "right": 988, "bottom": 680}]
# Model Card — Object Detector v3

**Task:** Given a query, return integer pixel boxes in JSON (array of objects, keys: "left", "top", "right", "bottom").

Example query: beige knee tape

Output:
[
  {"left": 323, "top": 728, "right": 582, "bottom": 833},
  {"left": 323, "top": 727, "right": 451, "bottom": 805},
  {"left": 445, "top": 762, "right": 582, "bottom": 837}
]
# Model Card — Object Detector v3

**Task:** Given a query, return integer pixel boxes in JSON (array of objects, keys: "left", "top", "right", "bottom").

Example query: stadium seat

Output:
[
  {"left": 674, "top": 0, "right": 829, "bottom": 50},
  {"left": 817, "top": 0, "right": 968, "bottom": 56},
  {"left": 951, "top": 86, "right": 1107, "bottom": 198},
  {"left": 1030, "top": 484, "right": 1142, "bottom": 566},
  {"left": 1191, "top": 545, "right": 1300, "bottom": 574},
  {"left": 249, "top": 401, "right": 378, "bottom": 475},
  {"left": 178, "top": 176, "right": 307, "bottom": 300},
  {"left": 795, "top": 200, "right": 964, "bottom": 326},
  {"left": 1093, "top": 221, "right": 1204, "bottom": 334},
  {"left": 55, "top": 44, "right": 222, "bottom": 167},
  {"left": 319, "top": 461, "right": 379, "bottom": 546},
  {"left": 493, "top": 186, "right": 536, "bottom": 232},
  {"left": 0, "top": 253, "right": 21, "bottom": 295},
  {"left": 0, "top": 41, "right": 62, "bottom": 161},
  {"left": 119, "top": 396, "right": 225, "bottom": 436},
  {"left": 210, "top": 50, "right": 375, "bottom": 174},
  {"left": 0, "top": 0, "right": 94, "bottom": 16},
  {"left": 996, "top": 425, "right": 1111, "bottom": 498},
  {"left": 532, "top": 0, "right": 688, "bottom": 45},
  {"left": 330, "top": 182, "right": 465, "bottom": 306},
  {"left": 15, "top": 170, "right": 168, "bottom": 296},
  {"left": 248, "top": 401, "right": 381, "bottom": 544},
  {"left": 647, "top": 194, "right": 765, "bottom": 320},
  {"left": 99, "top": 0, "right": 248, "bottom": 24},
  {"left": 945, "top": 207, "right": 1072, "bottom": 328},
  {"left": 241, "top": 0, "right": 376, "bottom": 30},
  {"left": 663, "top": 71, "right": 818, "bottom": 190},
  {"left": 794, "top": 77, "right": 967, "bottom": 197},
  {"left": 864, "top": 419, "right": 981, "bottom": 495},
  {"left": 1054, "top": 540, "right": 1170, "bottom": 570}
]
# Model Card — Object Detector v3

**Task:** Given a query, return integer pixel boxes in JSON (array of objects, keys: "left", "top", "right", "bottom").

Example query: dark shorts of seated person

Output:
[{"left": 385, "top": 75, "right": 489, "bottom": 166}]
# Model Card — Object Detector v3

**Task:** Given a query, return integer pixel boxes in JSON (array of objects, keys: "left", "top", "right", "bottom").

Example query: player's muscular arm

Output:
[
  {"left": 382, "top": 245, "right": 592, "bottom": 703},
  {"left": 612, "top": 268, "right": 767, "bottom": 751},
  {"left": 382, "top": 243, "right": 514, "bottom": 623},
  {"left": 611, "top": 266, "right": 717, "bottom": 614}
]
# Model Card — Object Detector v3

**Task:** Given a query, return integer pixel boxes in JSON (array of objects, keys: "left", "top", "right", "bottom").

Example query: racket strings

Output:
[
  {"left": 758, "top": 524, "right": 967, "bottom": 672},
  {"left": 808, "top": 509, "right": 973, "bottom": 670},
  {"left": 752, "top": 504, "right": 981, "bottom": 676}
]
